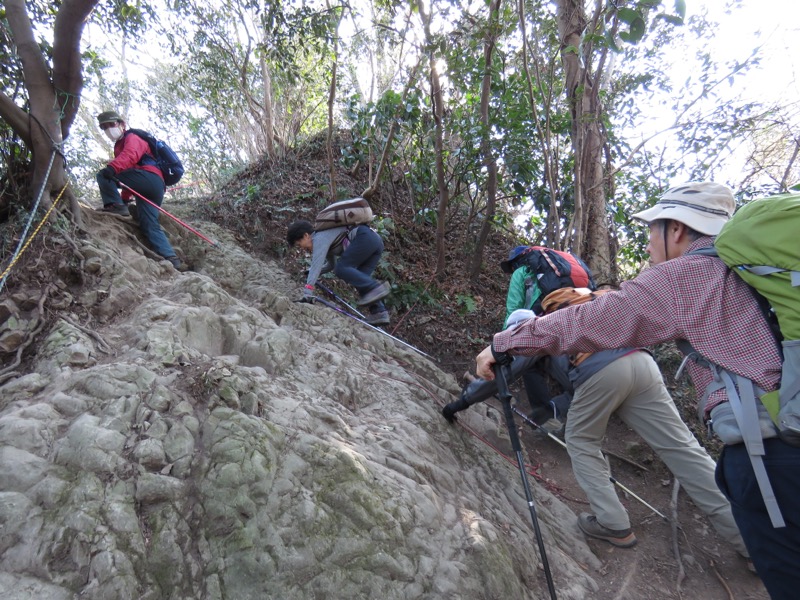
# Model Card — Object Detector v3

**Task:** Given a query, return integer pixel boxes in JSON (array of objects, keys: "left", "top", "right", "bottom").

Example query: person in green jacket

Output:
[
  {"left": 502, "top": 245, "right": 541, "bottom": 328},
  {"left": 499, "top": 246, "right": 569, "bottom": 429}
]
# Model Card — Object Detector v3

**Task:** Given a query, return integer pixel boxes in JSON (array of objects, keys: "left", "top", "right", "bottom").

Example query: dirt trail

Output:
[{"left": 466, "top": 394, "right": 769, "bottom": 600}]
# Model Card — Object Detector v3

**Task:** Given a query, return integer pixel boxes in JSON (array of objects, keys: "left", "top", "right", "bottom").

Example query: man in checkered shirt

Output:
[{"left": 475, "top": 182, "right": 798, "bottom": 599}]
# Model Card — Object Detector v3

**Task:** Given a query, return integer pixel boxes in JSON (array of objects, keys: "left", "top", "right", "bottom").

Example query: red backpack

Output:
[{"left": 505, "top": 247, "right": 596, "bottom": 314}]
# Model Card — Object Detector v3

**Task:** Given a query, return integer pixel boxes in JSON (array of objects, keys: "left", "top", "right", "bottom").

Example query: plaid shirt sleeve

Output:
[
  {"left": 494, "top": 266, "right": 681, "bottom": 356},
  {"left": 493, "top": 238, "right": 782, "bottom": 413}
]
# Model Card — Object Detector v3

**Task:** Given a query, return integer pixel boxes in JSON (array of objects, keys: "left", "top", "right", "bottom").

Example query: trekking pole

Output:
[
  {"left": 511, "top": 407, "right": 668, "bottom": 520},
  {"left": 511, "top": 406, "right": 569, "bottom": 449},
  {"left": 315, "top": 282, "right": 366, "bottom": 319},
  {"left": 307, "top": 296, "right": 432, "bottom": 359},
  {"left": 115, "top": 180, "right": 219, "bottom": 248},
  {"left": 608, "top": 476, "right": 668, "bottom": 521},
  {"left": 494, "top": 360, "right": 557, "bottom": 600}
]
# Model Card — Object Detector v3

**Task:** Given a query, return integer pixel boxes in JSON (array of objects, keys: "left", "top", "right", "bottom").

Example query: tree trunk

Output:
[
  {"left": 327, "top": 57, "right": 338, "bottom": 203},
  {"left": 3, "top": 0, "right": 97, "bottom": 224},
  {"left": 468, "top": 0, "right": 502, "bottom": 282},
  {"left": 517, "top": 0, "right": 561, "bottom": 248},
  {"left": 362, "top": 58, "right": 423, "bottom": 201},
  {"left": 418, "top": 0, "right": 449, "bottom": 277},
  {"left": 555, "top": 0, "right": 615, "bottom": 284},
  {"left": 260, "top": 55, "right": 276, "bottom": 160}
]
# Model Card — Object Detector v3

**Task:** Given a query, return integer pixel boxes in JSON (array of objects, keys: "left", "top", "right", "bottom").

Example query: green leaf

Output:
[
  {"left": 617, "top": 7, "right": 640, "bottom": 24},
  {"left": 629, "top": 17, "right": 646, "bottom": 43}
]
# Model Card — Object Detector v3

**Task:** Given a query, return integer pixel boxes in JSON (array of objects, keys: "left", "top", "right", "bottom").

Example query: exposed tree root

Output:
[
  {"left": 605, "top": 450, "right": 650, "bottom": 473},
  {"left": 0, "top": 284, "right": 52, "bottom": 383},
  {"left": 670, "top": 479, "right": 686, "bottom": 596},
  {"left": 61, "top": 314, "right": 112, "bottom": 354}
]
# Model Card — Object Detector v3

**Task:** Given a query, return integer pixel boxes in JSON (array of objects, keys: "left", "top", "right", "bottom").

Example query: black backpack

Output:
[
  {"left": 126, "top": 128, "right": 185, "bottom": 186},
  {"left": 513, "top": 247, "right": 597, "bottom": 314}
]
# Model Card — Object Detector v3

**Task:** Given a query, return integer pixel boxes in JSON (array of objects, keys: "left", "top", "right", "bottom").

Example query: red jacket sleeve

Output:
[{"left": 109, "top": 133, "right": 151, "bottom": 173}]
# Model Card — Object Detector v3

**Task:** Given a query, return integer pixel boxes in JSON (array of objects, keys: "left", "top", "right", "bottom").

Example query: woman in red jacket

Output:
[{"left": 96, "top": 110, "right": 187, "bottom": 271}]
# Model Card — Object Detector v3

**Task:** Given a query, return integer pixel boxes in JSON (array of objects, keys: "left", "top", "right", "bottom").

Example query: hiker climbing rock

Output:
[
  {"left": 475, "top": 182, "right": 800, "bottom": 598},
  {"left": 500, "top": 246, "right": 594, "bottom": 427},
  {"left": 442, "top": 308, "right": 573, "bottom": 432},
  {"left": 288, "top": 199, "right": 391, "bottom": 326},
  {"left": 95, "top": 110, "right": 188, "bottom": 271},
  {"left": 537, "top": 286, "right": 747, "bottom": 553}
]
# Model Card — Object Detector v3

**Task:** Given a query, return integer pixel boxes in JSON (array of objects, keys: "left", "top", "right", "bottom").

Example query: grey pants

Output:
[{"left": 565, "top": 350, "right": 746, "bottom": 554}]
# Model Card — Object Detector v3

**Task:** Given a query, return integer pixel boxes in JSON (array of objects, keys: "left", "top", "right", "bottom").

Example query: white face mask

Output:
[{"left": 104, "top": 126, "right": 123, "bottom": 142}]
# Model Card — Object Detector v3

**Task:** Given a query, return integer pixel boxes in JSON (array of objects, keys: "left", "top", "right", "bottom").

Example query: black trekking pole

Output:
[
  {"left": 315, "top": 282, "right": 366, "bottom": 319},
  {"left": 511, "top": 407, "right": 668, "bottom": 520},
  {"left": 305, "top": 296, "right": 432, "bottom": 359},
  {"left": 494, "top": 359, "right": 557, "bottom": 600}
]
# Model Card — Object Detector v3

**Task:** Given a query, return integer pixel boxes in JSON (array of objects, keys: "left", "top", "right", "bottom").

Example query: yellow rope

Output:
[{"left": 0, "top": 183, "right": 69, "bottom": 282}]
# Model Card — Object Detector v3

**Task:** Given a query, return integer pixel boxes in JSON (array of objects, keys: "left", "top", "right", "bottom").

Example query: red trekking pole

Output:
[{"left": 115, "top": 180, "right": 218, "bottom": 248}]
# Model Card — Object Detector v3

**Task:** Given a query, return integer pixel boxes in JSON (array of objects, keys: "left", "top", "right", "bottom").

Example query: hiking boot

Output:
[
  {"left": 357, "top": 281, "right": 391, "bottom": 306},
  {"left": 128, "top": 203, "right": 138, "bottom": 221},
  {"left": 102, "top": 203, "right": 130, "bottom": 216},
  {"left": 578, "top": 513, "right": 637, "bottom": 548},
  {"left": 365, "top": 310, "right": 390, "bottom": 326},
  {"left": 167, "top": 256, "right": 190, "bottom": 272}
]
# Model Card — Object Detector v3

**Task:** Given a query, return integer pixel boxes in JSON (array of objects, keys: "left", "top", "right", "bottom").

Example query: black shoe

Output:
[
  {"left": 442, "top": 404, "right": 458, "bottom": 423},
  {"left": 357, "top": 282, "right": 391, "bottom": 306},
  {"left": 365, "top": 310, "right": 390, "bottom": 326},
  {"left": 101, "top": 203, "right": 130, "bottom": 216}
]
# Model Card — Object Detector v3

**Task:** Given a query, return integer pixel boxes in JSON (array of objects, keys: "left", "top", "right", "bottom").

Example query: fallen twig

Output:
[{"left": 709, "top": 559, "right": 735, "bottom": 600}]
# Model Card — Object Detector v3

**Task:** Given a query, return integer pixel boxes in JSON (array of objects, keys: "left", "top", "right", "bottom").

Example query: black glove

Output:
[
  {"left": 295, "top": 296, "right": 316, "bottom": 304},
  {"left": 98, "top": 165, "right": 117, "bottom": 180},
  {"left": 491, "top": 342, "right": 512, "bottom": 367}
]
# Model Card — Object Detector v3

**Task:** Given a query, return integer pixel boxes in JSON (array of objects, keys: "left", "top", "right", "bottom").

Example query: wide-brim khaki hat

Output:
[{"left": 632, "top": 181, "right": 735, "bottom": 236}]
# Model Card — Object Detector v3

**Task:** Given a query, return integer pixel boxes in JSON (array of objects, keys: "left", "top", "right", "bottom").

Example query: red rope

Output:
[{"left": 369, "top": 361, "right": 586, "bottom": 504}]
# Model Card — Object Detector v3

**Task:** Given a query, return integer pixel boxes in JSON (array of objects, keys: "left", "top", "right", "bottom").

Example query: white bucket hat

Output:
[{"left": 632, "top": 182, "right": 736, "bottom": 235}]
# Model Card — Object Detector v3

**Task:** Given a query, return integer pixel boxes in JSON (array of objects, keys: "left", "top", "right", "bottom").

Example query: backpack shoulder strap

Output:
[
  {"left": 686, "top": 246, "right": 718, "bottom": 258},
  {"left": 688, "top": 247, "right": 783, "bottom": 350},
  {"left": 124, "top": 128, "right": 158, "bottom": 164}
]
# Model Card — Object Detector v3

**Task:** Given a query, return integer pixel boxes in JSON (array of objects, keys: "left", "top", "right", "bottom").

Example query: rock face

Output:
[{"left": 0, "top": 221, "right": 600, "bottom": 599}]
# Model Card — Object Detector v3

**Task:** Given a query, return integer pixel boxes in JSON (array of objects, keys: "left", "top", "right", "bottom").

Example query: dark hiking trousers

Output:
[
  {"left": 716, "top": 438, "right": 800, "bottom": 599},
  {"left": 334, "top": 225, "right": 385, "bottom": 313},
  {"left": 97, "top": 169, "right": 177, "bottom": 260}
]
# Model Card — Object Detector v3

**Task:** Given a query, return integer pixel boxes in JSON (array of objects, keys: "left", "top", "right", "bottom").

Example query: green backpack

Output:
[
  {"left": 686, "top": 192, "right": 800, "bottom": 528},
  {"left": 714, "top": 192, "right": 800, "bottom": 439}
]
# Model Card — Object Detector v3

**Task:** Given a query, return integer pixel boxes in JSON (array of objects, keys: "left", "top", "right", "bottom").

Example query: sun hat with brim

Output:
[
  {"left": 631, "top": 181, "right": 735, "bottom": 236},
  {"left": 97, "top": 110, "right": 125, "bottom": 125},
  {"left": 500, "top": 245, "right": 531, "bottom": 274}
]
